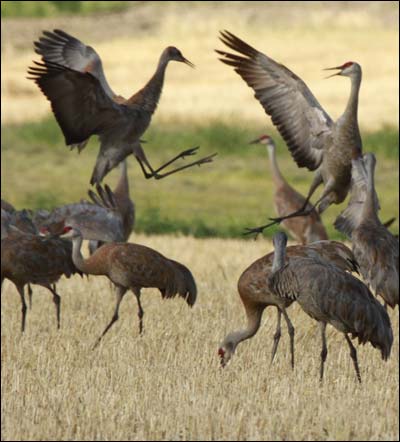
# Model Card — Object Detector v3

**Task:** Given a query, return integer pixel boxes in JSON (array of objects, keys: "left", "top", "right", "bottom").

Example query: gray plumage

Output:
[
  {"left": 88, "top": 160, "right": 135, "bottom": 254},
  {"left": 28, "top": 29, "right": 215, "bottom": 184},
  {"left": 268, "top": 232, "right": 393, "bottom": 382},
  {"left": 217, "top": 31, "right": 363, "bottom": 235},
  {"left": 218, "top": 238, "right": 359, "bottom": 368},
  {"left": 335, "top": 153, "right": 399, "bottom": 308}
]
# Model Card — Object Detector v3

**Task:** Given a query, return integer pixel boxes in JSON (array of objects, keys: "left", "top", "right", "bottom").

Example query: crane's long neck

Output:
[
  {"left": 128, "top": 56, "right": 168, "bottom": 114},
  {"left": 341, "top": 73, "right": 362, "bottom": 155},
  {"left": 267, "top": 145, "right": 285, "bottom": 187},
  {"left": 344, "top": 73, "right": 361, "bottom": 120},
  {"left": 361, "top": 158, "right": 380, "bottom": 222},
  {"left": 70, "top": 235, "right": 104, "bottom": 275},
  {"left": 272, "top": 240, "right": 286, "bottom": 273},
  {"left": 223, "top": 304, "right": 264, "bottom": 353}
]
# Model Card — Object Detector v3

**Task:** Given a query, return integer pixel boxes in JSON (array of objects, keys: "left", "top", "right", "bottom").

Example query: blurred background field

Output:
[{"left": 1, "top": 1, "right": 399, "bottom": 239}]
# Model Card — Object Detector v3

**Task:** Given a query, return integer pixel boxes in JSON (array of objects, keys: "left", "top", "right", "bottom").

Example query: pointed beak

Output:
[
  {"left": 248, "top": 137, "right": 260, "bottom": 145},
  {"left": 182, "top": 57, "right": 195, "bottom": 68},
  {"left": 323, "top": 66, "right": 342, "bottom": 79}
]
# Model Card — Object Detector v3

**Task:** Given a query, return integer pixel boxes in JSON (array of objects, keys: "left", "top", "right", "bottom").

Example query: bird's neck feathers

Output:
[{"left": 127, "top": 57, "right": 168, "bottom": 114}]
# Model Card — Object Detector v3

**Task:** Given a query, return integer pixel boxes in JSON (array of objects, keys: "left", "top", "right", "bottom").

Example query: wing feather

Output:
[{"left": 217, "top": 31, "right": 333, "bottom": 170}]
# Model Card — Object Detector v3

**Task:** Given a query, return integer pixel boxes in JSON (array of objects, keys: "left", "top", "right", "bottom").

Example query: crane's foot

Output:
[
  {"left": 177, "top": 146, "right": 200, "bottom": 158},
  {"left": 153, "top": 152, "right": 218, "bottom": 180},
  {"left": 243, "top": 220, "right": 278, "bottom": 240}
]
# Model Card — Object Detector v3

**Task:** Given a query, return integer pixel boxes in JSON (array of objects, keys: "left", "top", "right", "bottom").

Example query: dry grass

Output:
[
  {"left": 1, "top": 1, "right": 399, "bottom": 128},
  {"left": 1, "top": 234, "right": 399, "bottom": 441}
]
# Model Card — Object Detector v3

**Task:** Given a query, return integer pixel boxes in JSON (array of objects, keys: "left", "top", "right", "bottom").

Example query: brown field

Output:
[
  {"left": 2, "top": 1, "right": 399, "bottom": 128},
  {"left": 1, "top": 234, "right": 399, "bottom": 441},
  {"left": 2, "top": 3, "right": 399, "bottom": 441}
]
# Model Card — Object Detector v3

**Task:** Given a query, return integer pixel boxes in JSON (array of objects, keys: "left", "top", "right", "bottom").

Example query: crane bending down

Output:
[
  {"left": 59, "top": 226, "right": 197, "bottom": 347},
  {"left": 249, "top": 134, "right": 328, "bottom": 243},
  {"left": 268, "top": 232, "right": 392, "bottom": 382},
  {"left": 218, "top": 239, "right": 359, "bottom": 368},
  {"left": 27, "top": 29, "right": 216, "bottom": 184},
  {"left": 216, "top": 31, "right": 363, "bottom": 237},
  {"left": 335, "top": 153, "right": 399, "bottom": 309}
]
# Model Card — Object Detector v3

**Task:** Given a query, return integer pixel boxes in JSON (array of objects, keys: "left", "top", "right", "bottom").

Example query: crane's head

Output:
[
  {"left": 218, "top": 337, "right": 237, "bottom": 368},
  {"left": 324, "top": 61, "right": 361, "bottom": 78},
  {"left": 164, "top": 46, "right": 195, "bottom": 67},
  {"left": 60, "top": 225, "right": 80, "bottom": 239},
  {"left": 249, "top": 134, "right": 275, "bottom": 153}
]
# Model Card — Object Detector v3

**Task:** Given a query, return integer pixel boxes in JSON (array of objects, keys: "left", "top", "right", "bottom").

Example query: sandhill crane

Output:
[
  {"left": 216, "top": 31, "right": 363, "bottom": 236},
  {"left": 335, "top": 153, "right": 399, "bottom": 309},
  {"left": 267, "top": 232, "right": 393, "bottom": 382},
  {"left": 1, "top": 227, "right": 80, "bottom": 331},
  {"left": 87, "top": 160, "right": 135, "bottom": 254},
  {"left": 249, "top": 134, "right": 328, "bottom": 243},
  {"left": 27, "top": 29, "right": 216, "bottom": 184},
  {"left": 1, "top": 207, "right": 44, "bottom": 309},
  {"left": 59, "top": 225, "right": 197, "bottom": 347},
  {"left": 218, "top": 239, "right": 359, "bottom": 368}
]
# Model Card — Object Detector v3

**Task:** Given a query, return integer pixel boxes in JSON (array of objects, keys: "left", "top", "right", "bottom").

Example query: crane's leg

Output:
[
  {"left": 16, "top": 285, "right": 28, "bottom": 333},
  {"left": 132, "top": 288, "right": 144, "bottom": 335},
  {"left": 134, "top": 146, "right": 217, "bottom": 180},
  {"left": 344, "top": 334, "right": 362, "bottom": 383},
  {"left": 243, "top": 172, "right": 324, "bottom": 238},
  {"left": 282, "top": 308, "right": 295, "bottom": 369},
  {"left": 93, "top": 286, "right": 127, "bottom": 349},
  {"left": 319, "top": 322, "right": 328, "bottom": 382},
  {"left": 270, "top": 308, "right": 282, "bottom": 365},
  {"left": 47, "top": 284, "right": 61, "bottom": 329},
  {"left": 27, "top": 284, "right": 33, "bottom": 309}
]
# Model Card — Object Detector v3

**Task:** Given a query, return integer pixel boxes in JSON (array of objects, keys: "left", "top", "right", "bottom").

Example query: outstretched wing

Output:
[
  {"left": 217, "top": 30, "right": 333, "bottom": 171},
  {"left": 27, "top": 60, "right": 126, "bottom": 147},
  {"left": 34, "top": 29, "right": 116, "bottom": 99},
  {"left": 34, "top": 202, "right": 124, "bottom": 243}
]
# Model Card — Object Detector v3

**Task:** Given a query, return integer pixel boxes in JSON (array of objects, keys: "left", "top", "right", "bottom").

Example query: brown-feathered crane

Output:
[
  {"left": 59, "top": 225, "right": 197, "bottom": 347},
  {"left": 249, "top": 134, "right": 328, "bottom": 243},
  {"left": 335, "top": 153, "right": 399, "bottom": 309},
  {"left": 267, "top": 232, "right": 393, "bottom": 382},
  {"left": 1, "top": 227, "right": 81, "bottom": 331},
  {"left": 1, "top": 205, "right": 52, "bottom": 309},
  {"left": 218, "top": 239, "right": 359, "bottom": 368},
  {"left": 27, "top": 29, "right": 216, "bottom": 184},
  {"left": 216, "top": 31, "right": 363, "bottom": 236}
]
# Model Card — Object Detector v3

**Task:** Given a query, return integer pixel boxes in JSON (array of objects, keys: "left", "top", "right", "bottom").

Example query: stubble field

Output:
[
  {"left": 1, "top": 234, "right": 399, "bottom": 440},
  {"left": 1, "top": 2, "right": 399, "bottom": 440}
]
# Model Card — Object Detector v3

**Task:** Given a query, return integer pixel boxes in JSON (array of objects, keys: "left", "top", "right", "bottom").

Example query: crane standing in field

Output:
[
  {"left": 216, "top": 31, "right": 363, "bottom": 236},
  {"left": 267, "top": 232, "right": 392, "bottom": 382},
  {"left": 335, "top": 153, "right": 399, "bottom": 309},
  {"left": 249, "top": 134, "right": 328, "bottom": 243},
  {"left": 27, "top": 29, "right": 216, "bottom": 184},
  {"left": 1, "top": 227, "right": 81, "bottom": 331},
  {"left": 218, "top": 239, "right": 359, "bottom": 369},
  {"left": 1, "top": 204, "right": 55, "bottom": 309},
  {"left": 59, "top": 225, "right": 197, "bottom": 347}
]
